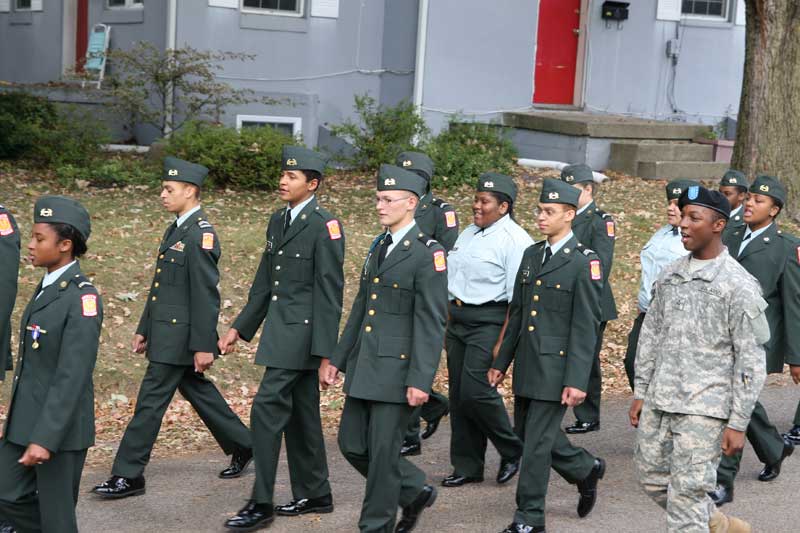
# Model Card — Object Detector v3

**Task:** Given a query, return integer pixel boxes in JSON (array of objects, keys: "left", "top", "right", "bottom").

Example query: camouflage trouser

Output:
[{"left": 634, "top": 404, "right": 725, "bottom": 533}]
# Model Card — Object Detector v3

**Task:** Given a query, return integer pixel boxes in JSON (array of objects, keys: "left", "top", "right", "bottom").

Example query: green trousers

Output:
[
  {"left": 0, "top": 439, "right": 87, "bottom": 533},
  {"left": 572, "top": 321, "right": 607, "bottom": 424},
  {"left": 250, "top": 368, "right": 331, "bottom": 505},
  {"left": 623, "top": 312, "right": 646, "bottom": 391},
  {"left": 514, "top": 398, "right": 596, "bottom": 528},
  {"left": 403, "top": 390, "right": 449, "bottom": 445},
  {"left": 716, "top": 400, "right": 786, "bottom": 487},
  {"left": 112, "top": 361, "right": 252, "bottom": 478},
  {"left": 446, "top": 304, "right": 522, "bottom": 478},
  {"left": 338, "top": 397, "right": 425, "bottom": 533}
]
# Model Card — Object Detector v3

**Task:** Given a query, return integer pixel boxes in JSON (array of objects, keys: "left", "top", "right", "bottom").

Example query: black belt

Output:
[{"left": 450, "top": 299, "right": 508, "bottom": 308}]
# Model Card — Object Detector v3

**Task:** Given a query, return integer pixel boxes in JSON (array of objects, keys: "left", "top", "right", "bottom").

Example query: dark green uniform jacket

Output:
[
  {"left": 722, "top": 208, "right": 747, "bottom": 242},
  {"left": 572, "top": 201, "right": 616, "bottom": 321},
  {"left": 0, "top": 204, "right": 20, "bottom": 377},
  {"left": 4, "top": 262, "right": 102, "bottom": 452},
  {"left": 724, "top": 224, "right": 800, "bottom": 372},
  {"left": 233, "top": 197, "right": 345, "bottom": 370},
  {"left": 493, "top": 237, "right": 602, "bottom": 400},
  {"left": 331, "top": 225, "right": 448, "bottom": 403},
  {"left": 415, "top": 193, "right": 459, "bottom": 252},
  {"left": 136, "top": 209, "right": 221, "bottom": 366}
]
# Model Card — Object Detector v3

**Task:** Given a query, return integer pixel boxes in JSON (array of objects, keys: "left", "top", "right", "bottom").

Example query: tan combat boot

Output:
[{"left": 709, "top": 511, "right": 752, "bottom": 533}]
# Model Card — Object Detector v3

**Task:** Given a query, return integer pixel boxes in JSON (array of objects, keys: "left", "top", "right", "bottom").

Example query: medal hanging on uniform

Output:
[{"left": 26, "top": 324, "right": 46, "bottom": 350}]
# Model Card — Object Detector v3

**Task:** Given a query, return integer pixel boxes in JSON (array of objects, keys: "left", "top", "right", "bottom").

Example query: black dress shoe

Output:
[
  {"left": 220, "top": 449, "right": 254, "bottom": 479},
  {"left": 0, "top": 520, "right": 16, "bottom": 533},
  {"left": 499, "top": 523, "right": 545, "bottom": 533},
  {"left": 91, "top": 475, "right": 146, "bottom": 499},
  {"left": 758, "top": 438, "right": 794, "bottom": 481},
  {"left": 496, "top": 457, "right": 520, "bottom": 484},
  {"left": 421, "top": 407, "right": 449, "bottom": 440},
  {"left": 785, "top": 425, "right": 800, "bottom": 445},
  {"left": 395, "top": 485, "right": 436, "bottom": 533},
  {"left": 708, "top": 484, "right": 734, "bottom": 507},
  {"left": 274, "top": 493, "right": 334, "bottom": 516},
  {"left": 441, "top": 473, "right": 484, "bottom": 487},
  {"left": 565, "top": 420, "right": 600, "bottom": 434},
  {"left": 400, "top": 440, "right": 421, "bottom": 457},
  {"left": 225, "top": 501, "right": 274, "bottom": 531},
  {"left": 576, "top": 458, "right": 605, "bottom": 518}
]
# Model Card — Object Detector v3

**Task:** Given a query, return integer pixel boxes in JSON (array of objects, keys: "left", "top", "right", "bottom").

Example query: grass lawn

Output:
[{"left": 1, "top": 161, "right": 795, "bottom": 465}]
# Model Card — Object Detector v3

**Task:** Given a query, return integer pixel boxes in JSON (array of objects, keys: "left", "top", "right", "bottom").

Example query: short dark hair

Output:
[
  {"left": 303, "top": 169, "right": 323, "bottom": 192},
  {"left": 709, "top": 210, "right": 728, "bottom": 226},
  {"left": 489, "top": 192, "right": 514, "bottom": 220},
  {"left": 51, "top": 222, "right": 88, "bottom": 258}
]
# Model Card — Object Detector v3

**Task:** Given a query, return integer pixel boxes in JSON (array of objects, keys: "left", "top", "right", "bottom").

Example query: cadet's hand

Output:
[
  {"left": 561, "top": 387, "right": 586, "bottom": 407},
  {"left": 722, "top": 427, "right": 746, "bottom": 456},
  {"left": 322, "top": 363, "right": 339, "bottom": 387},
  {"left": 790, "top": 365, "right": 800, "bottom": 385},
  {"left": 407, "top": 387, "right": 429, "bottom": 407},
  {"left": 19, "top": 443, "right": 51, "bottom": 467},
  {"left": 629, "top": 399, "right": 644, "bottom": 428},
  {"left": 132, "top": 334, "right": 147, "bottom": 354},
  {"left": 487, "top": 369, "right": 506, "bottom": 387},
  {"left": 319, "top": 358, "right": 333, "bottom": 390},
  {"left": 218, "top": 328, "right": 241, "bottom": 355},
  {"left": 194, "top": 352, "right": 214, "bottom": 373}
]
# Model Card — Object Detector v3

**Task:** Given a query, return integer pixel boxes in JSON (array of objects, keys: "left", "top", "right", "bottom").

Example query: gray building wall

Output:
[
  {"left": 88, "top": 0, "right": 167, "bottom": 68},
  {"left": 0, "top": 1, "right": 64, "bottom": 83}
]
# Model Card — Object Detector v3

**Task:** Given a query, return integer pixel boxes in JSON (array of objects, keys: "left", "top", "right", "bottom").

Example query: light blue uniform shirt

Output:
[
  {"left": 544, "top": 231, "right": 574, "bottom": 261},
  {"left": 176, "top": 204, "right": 202, "bottom": 228},
  {"left": 286, "top": 195, "right": 315, "bottom": 226},
  {"left": 447, "top": 214, "right": 533, "bottom": 304},
  {"left": 637, "top": 225, "right": 688, "bottom": 312},
  {"left": 37, "top": 260, "right": 77, "bottom": 299}
]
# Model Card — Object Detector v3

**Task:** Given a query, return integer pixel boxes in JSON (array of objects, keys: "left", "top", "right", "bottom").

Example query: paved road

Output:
[{"left": 77, "top": 384, "right": 799, "bottom": 532}]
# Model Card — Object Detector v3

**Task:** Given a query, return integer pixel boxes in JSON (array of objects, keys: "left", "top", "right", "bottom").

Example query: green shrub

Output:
[
  {"left": 55, "top": 156, "right": 158, "bottom": 188},
  {"left": 423, "top": 120, "right": 518, "bottom": 189},
  {"left": 328, "top": 94, "right": 429, "bottom": 171},
  {"left": 165, "top": 121, "right": 301, "bottom": 189},
  {"left": 0, "top": 92, "right": 58, "bottom": 159}
]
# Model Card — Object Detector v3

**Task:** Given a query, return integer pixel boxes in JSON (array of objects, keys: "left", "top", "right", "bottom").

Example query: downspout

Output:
[
  {"left": 164, "top": 0, "right": 177, "bottom": 137},
  {"left": 412, "top": 0, "right": 429, "bottom": 143}
]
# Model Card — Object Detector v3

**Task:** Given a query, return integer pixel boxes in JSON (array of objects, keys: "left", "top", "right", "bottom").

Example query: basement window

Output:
[
  {"left": 681, "top": 0, "right": 728, "bottom": 19},
  {"left": 236, "top": 115, "right": 302, "bottom": 138},
  {"left": 15, "top": 0, "right": 31, "bottom": 8},
  {"left": 241, "top": 0, "right": 303, "bottom": 17},
  {"left": 107, "top": 0, "right": 143, "bottom": 8}
]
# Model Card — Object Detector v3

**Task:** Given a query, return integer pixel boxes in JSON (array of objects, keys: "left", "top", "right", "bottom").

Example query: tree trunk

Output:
[{"left": 732, "top": 0, "right": 800, "bottom": 219}]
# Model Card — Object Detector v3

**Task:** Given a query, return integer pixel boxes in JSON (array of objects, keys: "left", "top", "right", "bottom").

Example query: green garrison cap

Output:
[
  {"left": 720, "top": 169, "right": 748, "bottom": 190},
  {"left": 396, "top": 151, "right": 434, "bottom": 182},
  {"left": 34, "top": 195, "right": 91, "bottom": 240},
  {"left": 666, "top": 179, "right": 698, "bottom": 201},
  {"left": 282, "top": 145, "right": 327, "bottom": 175},
  {"left": 560, "top": 163, "right": 594, "bottom": 184},
  {"left": 540, "top": 178, "right": 580, "bottom": 207},
  {"left": 749, "top": 175, "right": 786, "bottom": 207},
  {"left": 377, "top": 164, "right": 428, "bottom": 197},
  {"left": 678, "top": 184, "right": 731, "bottom": 218},
  {"left": 163, "top": 156, "right": 209, "bottom": 187},
  {"left": 476, "top": 172, "right": 518, "bottom": 202}
]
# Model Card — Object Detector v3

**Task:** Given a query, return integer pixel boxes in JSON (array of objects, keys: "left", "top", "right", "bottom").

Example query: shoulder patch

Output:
[
  {"left": 444, "top": 210, "right": 457, "bottom": 228},
  {"left": 81, "top": 293, "right": 98, "bottom": 317},
  {"left": 0, "top": 213, "right": 13, "bottom": 236},
  {"left": 201, "top": 232, "right": 215, "bottom": 250},
  {"left": 796, "top": 245, "right": 800, "bottom": 264},
  {"left": 590, "top": 259, "right": 602, "bottom": 281},
  {"left": 326, "top": 219, "right": 342, "bottom": 240},
  {"left": 198, "top": 220, "right": 213, "bottom": 229},
  {"left": 605, "top": 220, "right": 615, "bottom": 238},
  {"left": 433, "top": 249, "right": 447, "bottom": 272}
]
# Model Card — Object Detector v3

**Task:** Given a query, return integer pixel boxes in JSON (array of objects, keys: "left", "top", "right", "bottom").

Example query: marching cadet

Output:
[
  {"left": 93, "top": 157, "right": 252, "bottom": 499},
  {"left": 623, "top": 180, "right": 693, "bottom": 389},
  {"left": 220, "top": 147, "right": 345, "bottom": 531},
  {"left": 396, "top": 151, "right": 457, "bottom": 457},
  {"left": 0, "top": 203, "right": 19, "bottom": 381},
  {"left": 710, "top": 175, "right": 798, "bottom": 507},
  {"left": 489, "top": 179, "right": 606, "bottom": 533},
  {"left": 630, "top": 185, "right": 767, "bottom": 533},
  {"left": 0, "top": 196, "right": 102, "bottom": 533},
  {"left": 559, "top": 164, "right": 616, "bottom": 435},
  {"left": 322, "top": 164, "right": 448, "bottom": 533},
  {"left": 719, "top": 169, "right": 748, "bottom": 241},
  {"left": 441, "top": 173, "right": 528, "bottom": 489}
]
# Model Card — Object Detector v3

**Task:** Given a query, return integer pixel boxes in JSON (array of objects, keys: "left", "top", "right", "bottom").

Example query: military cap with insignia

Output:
[
  {"left": 560, "top": 163, "right": 594, "bottom": 184},
  {"left": 476, "top": 172, "right": 518, "bottom": 202},
  {"left": 163, "top": 156, "right": 209, "bottom": 187},
  {"left": 377, "top": 164, "right": 428, "bottom": 197},
  {"left": 666, "top": 179, "right": 698, "bottom": 201},
  {"left": 678, "top": 184, "right": 731, "bottom": 218},
  {"left": 34, "top": 195, "right": 91, "bottom": 240},
  {"left": 282, "top": 145, "right": 328, "bottom": 175},
  {"left": 540, "top": 178, "right": 581, "bottom": 207},
  {"left": 749, "top": 175, "right": 786, "bottom": 207},
  {"left": 720, "top": 169, "right": 748, "bottom": 191},
  {"left": 396, "top": 151, "right": 434, "bottom": 182}
]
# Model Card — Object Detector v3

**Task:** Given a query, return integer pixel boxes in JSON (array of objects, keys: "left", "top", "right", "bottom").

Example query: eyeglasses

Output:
[{"left": 375, "top": 195, "right": 413, "bottom": 206}]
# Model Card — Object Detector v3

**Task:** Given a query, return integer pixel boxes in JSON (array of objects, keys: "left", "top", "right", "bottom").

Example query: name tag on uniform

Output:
[{"left": 169, "top": 241, "right": 185, "bottom": 252}]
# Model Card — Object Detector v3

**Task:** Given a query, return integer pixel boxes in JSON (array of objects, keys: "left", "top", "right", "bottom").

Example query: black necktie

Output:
[
  {"left": 378, "top": 234, "right": 393, "bottom": 266},
  {"left": 284, "top": 209, "right": 292, "bottom": 233},
  {"left": 671, "top": 226, "right": 679, "bottom": 236},
  {"left": 542, "top": 246, "right": 553, "bottom": 266}
]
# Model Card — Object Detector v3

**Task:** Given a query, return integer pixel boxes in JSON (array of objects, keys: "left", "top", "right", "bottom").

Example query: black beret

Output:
[{"left": 678, "top": 184, "right": 731, "bottom": 218}]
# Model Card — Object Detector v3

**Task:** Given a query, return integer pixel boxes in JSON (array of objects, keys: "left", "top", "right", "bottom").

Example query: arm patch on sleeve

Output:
[
  {"left": 590, "top": 259, "right": 602, "bottom": 280},
  {"left": 202, "top": 232, "right": 215, "bottom": 250},
  {"left": 326, "top": 219, "right": 342, "bottom": 240},
  {"left": 433, "top": 250, "right": 447, "bottom": 272},
  {"left": 0, "top": 214, "right": 13, "bottom": 236},
  {"left": 444, "top": 211, "right": 457, "bottom": 228},
  {"left": 81, "top": 294, "right": 98, "bottom": 317},
  {"left": 606, "top": 220, "right": 615, "bottom": 238}
]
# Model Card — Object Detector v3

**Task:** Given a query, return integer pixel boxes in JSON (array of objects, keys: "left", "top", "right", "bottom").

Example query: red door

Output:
[
  {"left": 533, "top": 0, "right": 581, "bottom": 105},
  {"left": 75, "top": 0, "right": 89, "bottom": 70}
]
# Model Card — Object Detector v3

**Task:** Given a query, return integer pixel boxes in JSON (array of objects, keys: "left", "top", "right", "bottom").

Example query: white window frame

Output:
[
  {"left": 106, "top": 0, "right": 144, "bottom": 10},
  {"left": 236, "top": 114, "right": 303, "bottom": 138},
  {"left": 681, "top": 0, "right": 731, "bottom": 21},
  {"left": 14, "top": 0, "right": 33, "bottom": 10},
  {"left": 240, "top": 0, "right": 304, "bottom": 18}
]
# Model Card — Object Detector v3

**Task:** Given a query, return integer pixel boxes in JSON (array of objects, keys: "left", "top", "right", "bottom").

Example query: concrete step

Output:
[
  {"left": 608, "top": 142, "right": 714, "bottom": 175},
  {"left": 637, "top": 161, "right": 730, "bottom": 180}
]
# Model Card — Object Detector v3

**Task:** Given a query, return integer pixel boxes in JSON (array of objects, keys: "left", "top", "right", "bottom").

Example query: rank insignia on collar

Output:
[
  {"left": 433, "top": 250, "right": 447, "bottom": 272},
  {"left": 168, "top": 169, "right": 179, "bottom": 176},
  {"left": 445, "top": 211, "right": 457, "bottom": 228},
  {"left": 170, "top": 241, "right": 185, "bottom": 252},
  {"left": 202, "top": 232, "right": 214, "bottom": 250},
  {"left": 81, "top": 294, "right": 98, "bottom": 317},
  {"left": 590, "top": 259, "right": 602, "bottom": 281},
  {"left": 266, "top": 238, "right": 274, "bottom": 252},
  {"left": 0, "top": 213, "right": 13, "bottom": 236},
  {"left": 40, "top": 208, "right": 53, "bottom": 217},
  {"left": 326, "top": 219, "right": 342, "bottom": 240}
]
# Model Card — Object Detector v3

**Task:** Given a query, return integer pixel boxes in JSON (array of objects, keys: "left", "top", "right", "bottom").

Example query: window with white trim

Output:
[
  {"left": 16, "top": 0, "right": 31, "bottom": 9},
  {"left": 682, "top": 0, "right": 728, "bottom": 19},
  {"left": 107, "top": 0, "right": 143, "bottom": 8},
  {"left": 241, "top": 0, "right": 303, "bottom": 17},
  {"left": 236, "top": 115, "right": 302, "bottom": 138}
]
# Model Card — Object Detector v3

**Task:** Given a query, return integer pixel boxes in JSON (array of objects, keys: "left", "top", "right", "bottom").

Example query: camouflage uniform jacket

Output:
[{"left": 633, "top": 248, "right": 769, "bottom": 431}]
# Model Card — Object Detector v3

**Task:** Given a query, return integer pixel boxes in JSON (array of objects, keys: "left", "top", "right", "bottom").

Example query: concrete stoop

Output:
[{"left": 608, "top": 141, "right": 728, "bottom": 180}]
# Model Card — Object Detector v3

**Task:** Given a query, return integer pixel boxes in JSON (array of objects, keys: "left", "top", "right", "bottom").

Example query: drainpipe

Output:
[
  {"left": 412, "top": 0, "right": 429, "bottom": 141},
  {"left": 164, "top": 0, "right": 177, "bottom": 137}
]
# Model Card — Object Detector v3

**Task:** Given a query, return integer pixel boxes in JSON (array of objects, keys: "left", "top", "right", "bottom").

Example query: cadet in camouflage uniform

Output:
[
  {"left": 396, "top": 151, "right": 457, "bottom": 457},
  {"left": 560, "top": 164, "right": 616, "bottom": 435},
  {"left": 719, "top": 169, "right": 748, "bottom": 242},
  {"left": 630, "top": 185, "right": 767, "bottom": 533},
  {"left": 0, "top": 203, "right": 20, "bottom": 382}
]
